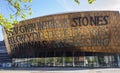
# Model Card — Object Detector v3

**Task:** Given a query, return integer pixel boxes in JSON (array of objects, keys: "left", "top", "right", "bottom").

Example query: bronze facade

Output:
[{"left": 3, "top": 11, "right": 120, "bottom": 58}]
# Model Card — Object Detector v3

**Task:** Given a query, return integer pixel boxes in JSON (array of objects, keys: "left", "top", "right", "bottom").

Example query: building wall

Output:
[
  {"left": 3, "top": 11, "right": 120, "bottom": 58},
  {"left": 0, "top": 41, "right": 12, "bottom": 67}
]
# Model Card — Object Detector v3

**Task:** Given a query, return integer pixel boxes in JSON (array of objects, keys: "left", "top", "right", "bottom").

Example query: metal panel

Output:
[{"left": 3, "top": 11, "right": 120, "bottom": 57}]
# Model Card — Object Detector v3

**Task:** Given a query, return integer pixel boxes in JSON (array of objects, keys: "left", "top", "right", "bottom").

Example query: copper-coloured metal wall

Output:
[{"left": 3, "top": 11, "right": 120, "bottom": 57}]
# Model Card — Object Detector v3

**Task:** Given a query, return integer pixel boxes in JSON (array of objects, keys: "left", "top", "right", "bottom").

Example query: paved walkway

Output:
[{"left": 0, "top": 68, "right": 120, "bottom": 73}]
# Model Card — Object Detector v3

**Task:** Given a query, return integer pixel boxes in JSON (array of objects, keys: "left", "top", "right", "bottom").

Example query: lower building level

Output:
[{"left": 12, "top": 52, "right": 120, "bottom": 68}]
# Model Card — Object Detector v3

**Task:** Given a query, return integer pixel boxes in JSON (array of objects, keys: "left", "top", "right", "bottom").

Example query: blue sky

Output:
[{"left": 0, "top": 0, "right": 120, "bottom": 41}]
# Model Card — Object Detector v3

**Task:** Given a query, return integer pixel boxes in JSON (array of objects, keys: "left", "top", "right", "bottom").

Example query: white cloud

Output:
[
  {"left": 56, "top": 0, "right": 120, "bottom": 12},
  {"left": 92, "top": 0, "right": 120, "bottom": 11},
  {"left": 56, "top": 0, "right": 75, "bottom": 11}
]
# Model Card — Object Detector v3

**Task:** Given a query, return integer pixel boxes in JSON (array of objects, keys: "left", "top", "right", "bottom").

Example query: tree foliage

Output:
[
  {"left": 74, "top": 0, "right": 95, "bottom": 4},
  {"left": 0, "top": 0, "right": 32, "bottom": 31}
]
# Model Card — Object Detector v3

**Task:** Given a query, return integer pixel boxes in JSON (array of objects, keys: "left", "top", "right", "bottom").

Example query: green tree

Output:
[
  {"left": 0, "top": 0, "right": 32, "bottom": 31},
  {"left": 74, "top": 0, "right": 95, "bottom": 4}
]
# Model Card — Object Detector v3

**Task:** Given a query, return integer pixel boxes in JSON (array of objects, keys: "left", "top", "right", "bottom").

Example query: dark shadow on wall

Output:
[
  {"left": 10, "top": 39, "right": 116, "bottom": 58},
  {"left": 10, "top": 40, "right": 83, "bottom": 58}
]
